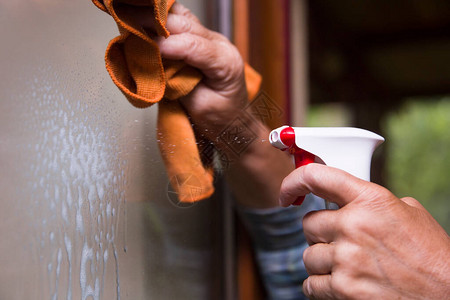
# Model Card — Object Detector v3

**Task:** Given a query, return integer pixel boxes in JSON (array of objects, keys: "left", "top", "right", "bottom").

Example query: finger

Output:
[
  {"left": 165, "top": 13, "right": 227, "bottom": 41},
  {"left": 303, "top": 243, "right": 334, "bottom": 275},
  {"left": 169, "top": 2, "right": 201, "bottom": 24},
  {"left": 303, "top": 209, "right": 338, "bottom": 244},
  {"left": 178, "top": 83, "right": 222, "bottom": 121},
  {"left": 279, "top": 163, "right": 376, "bottom": 208},
  {"left": 157, "top": 33, "right": 243, "bottom": 80},
  {"left": 303, "top": 275, "right": 333, "bottom": 299}
]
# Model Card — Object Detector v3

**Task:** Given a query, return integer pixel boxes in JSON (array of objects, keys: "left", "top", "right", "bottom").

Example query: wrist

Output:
[
  {"left": 211, "top": 109, "right": 266, "bottom": 162},
  {"left": 216, "top": 116, "right": 293, "bottom": 208}
]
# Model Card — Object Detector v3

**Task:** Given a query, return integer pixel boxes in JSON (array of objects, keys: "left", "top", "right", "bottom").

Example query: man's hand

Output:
[
  {"left": 157, "top": 3, "right": 295, "bottom": 208},
  {"left": 280, "top": 163, "right": 450, "bottom": 299},
  {"left": 156, "top": 3, "right": 250, "bottom": 142},
  {"left": 130, "top": 2, "right": 250, "bottom": 140},
  {"left": 132, "top": 2, "right": 293, "bottom": 208}
]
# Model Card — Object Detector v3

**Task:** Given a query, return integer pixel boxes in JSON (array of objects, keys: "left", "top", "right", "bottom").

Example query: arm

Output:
[
  {"left": 139, "top": 4, "right": 320, "bottom": 298},
  {"left": 280, "top": 163, "right": 450, "bottom": 299},
  {"left": 223, "top": 123, "right": 295, "bottom": 208}
]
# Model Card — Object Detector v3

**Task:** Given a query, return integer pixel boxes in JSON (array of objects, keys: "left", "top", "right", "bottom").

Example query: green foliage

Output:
[
  {"left": 384, "top": 98, "right": 450, "bottom": 233},
  {"left": 307, "top": 103, "right": 351, "bottom": 127}
]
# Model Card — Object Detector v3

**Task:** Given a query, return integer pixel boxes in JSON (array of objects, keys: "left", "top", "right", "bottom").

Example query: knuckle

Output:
[
  {"left": 214, "top": 43, "right": 244, "bottom": 80},
  {"left": 342, "top": 221, "right": 365, "bottom": 241},
  {"left": 343, "top": 213, "right": 363, "bottom": 231},
  {"left": 337, "top": 209, "right": 365, "bottom": 232},
  {"left": 178, "top": 16, "right": 192, "bottom": 33},
  {"left": 184, "top": 34, "right": 199, "bottom": 52},
  {"left": 334, "top": 242, "right": 362, "bottom": 269},
  {"left": 333, "top": 276, "right": 369, "bottom": 300},
  {"left": 333, "top": 243, "right": 347, "bottom": 266},
  {"left": 301, "top": 163, "right": 322, "bottom": 187},
  {"left": 182, "top": 9, "right": 193, "bottom": 18},
  {"left": 331, "top": 274, "right": 353, "bottom": 300}
]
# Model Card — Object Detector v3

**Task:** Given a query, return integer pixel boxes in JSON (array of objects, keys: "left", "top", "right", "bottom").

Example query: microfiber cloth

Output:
[{"left": 92, "top": 0, "right": 262, "bottom": 202}]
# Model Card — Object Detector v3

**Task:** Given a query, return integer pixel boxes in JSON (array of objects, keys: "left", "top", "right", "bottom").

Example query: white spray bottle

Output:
[{"left": 269, "top": 126, "right": 384, "bottom": 205}]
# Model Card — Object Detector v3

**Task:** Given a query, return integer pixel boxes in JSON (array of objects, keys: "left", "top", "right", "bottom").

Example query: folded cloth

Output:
[{"left": 92, "top": 0, "right": 262, "bottom": 202}]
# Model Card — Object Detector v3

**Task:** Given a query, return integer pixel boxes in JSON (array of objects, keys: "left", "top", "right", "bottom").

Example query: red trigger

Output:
[
  {"left": 279, "top": 126, "right": 315, "bottom": 206},
  {"left": 291, "top": 148, "right": 315, "bottom": 205}
]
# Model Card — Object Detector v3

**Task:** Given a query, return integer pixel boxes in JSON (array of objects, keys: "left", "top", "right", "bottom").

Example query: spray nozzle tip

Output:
[{"left": 269, "top": 126, "right": 296, "bottom": 149}]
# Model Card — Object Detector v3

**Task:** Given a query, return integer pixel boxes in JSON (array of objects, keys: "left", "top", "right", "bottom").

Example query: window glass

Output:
[{"left": 0, "top": 1, "right": 217, "bottom": 299}]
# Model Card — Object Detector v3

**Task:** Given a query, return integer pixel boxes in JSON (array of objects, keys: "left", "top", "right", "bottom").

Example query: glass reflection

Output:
[{"left": 0, "top": 0, "right": 216, "bottom": 299}]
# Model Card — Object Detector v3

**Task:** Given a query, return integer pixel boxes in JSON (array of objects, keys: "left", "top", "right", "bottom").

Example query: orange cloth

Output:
[{"left": 92, "top": 0, "right": 262, "bottom": 202}]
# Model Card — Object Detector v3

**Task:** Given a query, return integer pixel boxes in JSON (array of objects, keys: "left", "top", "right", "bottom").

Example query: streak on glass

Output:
[{"left": 0, "top": 1, "right": 215, "bottom": 299}]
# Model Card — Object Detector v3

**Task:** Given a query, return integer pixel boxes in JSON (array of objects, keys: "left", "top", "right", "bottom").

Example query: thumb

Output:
[{"left": 279, "top": 163, "right": 379, "bottom": 208}]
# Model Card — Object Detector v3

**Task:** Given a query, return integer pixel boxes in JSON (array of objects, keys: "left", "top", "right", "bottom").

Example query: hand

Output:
[
  {"left": 129, "top": 2, "right": 250, "bottom": 142},
  {"left": 279, "top": 163, "right": 450, "bottom": 299},
  {"left": 133, "top": 2, "right": 293, "bottom": 208},
  {"left": 156, "top": 3, "right": 251, "bottom": 143}
]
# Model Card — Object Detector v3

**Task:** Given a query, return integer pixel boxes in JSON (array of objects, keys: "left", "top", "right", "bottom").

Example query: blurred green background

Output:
[{"left": 384, "top": 98, "right": 450, "bottom": 233}]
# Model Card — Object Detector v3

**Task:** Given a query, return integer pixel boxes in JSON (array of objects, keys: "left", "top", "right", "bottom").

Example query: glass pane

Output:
[{"left": 0, "top": 1, "right": 218, "bottom": 299}]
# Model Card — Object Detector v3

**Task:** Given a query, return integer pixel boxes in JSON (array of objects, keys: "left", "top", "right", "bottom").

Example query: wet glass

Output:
[{"left": 0, "top": 0, "right": 220, "bottom": 299}]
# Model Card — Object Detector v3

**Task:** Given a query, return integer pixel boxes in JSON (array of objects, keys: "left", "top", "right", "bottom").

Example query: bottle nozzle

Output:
[
  {"left": 270, "top": 126, "right": 385, "bottom": 182},
  {"left": 269, "top": 126, "right": 295, "bottom": 149}
]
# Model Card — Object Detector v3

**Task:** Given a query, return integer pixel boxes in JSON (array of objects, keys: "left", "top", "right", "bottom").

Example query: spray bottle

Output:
[{"left": 269, "top": 126, "right": 384, "bottom": 205}]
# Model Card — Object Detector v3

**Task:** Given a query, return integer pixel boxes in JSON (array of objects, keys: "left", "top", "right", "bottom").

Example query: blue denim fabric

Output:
[{"left": 238, "top": 194, "right": 326, "bottom": 300}]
